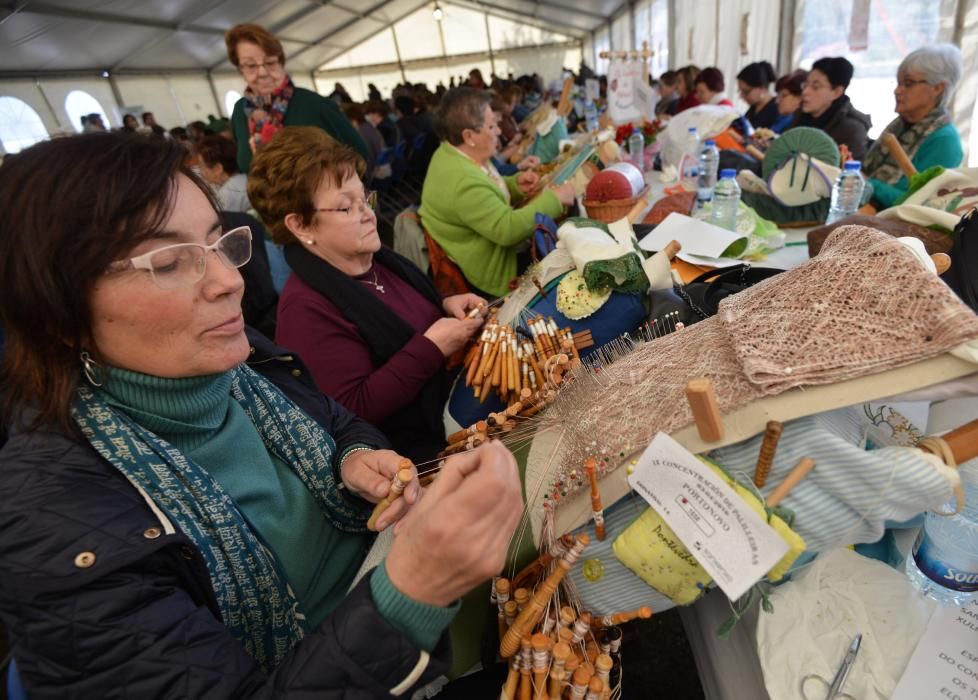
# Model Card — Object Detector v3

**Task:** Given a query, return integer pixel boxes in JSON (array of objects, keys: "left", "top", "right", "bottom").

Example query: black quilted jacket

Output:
[{"left": 0, "top": 328, "right": 451, "bottom": 698}]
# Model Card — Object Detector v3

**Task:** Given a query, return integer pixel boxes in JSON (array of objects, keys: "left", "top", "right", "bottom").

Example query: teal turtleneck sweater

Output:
[{"left": 100, "top": 367, "right": 456, "bottom": 651}]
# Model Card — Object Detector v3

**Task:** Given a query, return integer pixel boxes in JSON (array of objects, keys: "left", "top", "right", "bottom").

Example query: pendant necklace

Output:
[{"left": 360, "top": 269, "right": 385, "bottom": 294}]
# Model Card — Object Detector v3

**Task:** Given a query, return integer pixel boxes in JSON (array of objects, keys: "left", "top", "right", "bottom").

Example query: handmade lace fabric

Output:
[{"left": 539, "top": 225, "right": 978, "bottom": 505}]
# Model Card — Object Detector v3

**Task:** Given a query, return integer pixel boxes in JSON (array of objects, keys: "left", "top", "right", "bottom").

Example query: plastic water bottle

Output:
[
  {"left": 679, "top": 127, "right": 700, "bottom": 188},
  {"left": 696, "top": 139, "right": 720, "bottom": 209},
  {"left": 905, "top": 476, "right": 978, "bottom": 606},
  {"left": 585, "top": 99, "right": 599, "bottom": 133},
  {"left": 628, "top": 127, "right": 645, "bottom": 171},
  {"left": 710, "top": 169, "right": 741, "bottom": 231},
  {"left": 825, "top": 160, "right": 865, "bottom": 224}
]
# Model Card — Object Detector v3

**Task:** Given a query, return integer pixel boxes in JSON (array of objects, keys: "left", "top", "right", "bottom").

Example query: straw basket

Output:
[{"left": 583, "top": 184, "right": 649, "bottom": 224}]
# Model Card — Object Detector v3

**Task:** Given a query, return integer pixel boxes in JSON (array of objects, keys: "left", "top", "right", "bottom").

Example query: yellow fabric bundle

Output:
[{"left": 613, "top": 462, "right": 806, "bottom": 605}]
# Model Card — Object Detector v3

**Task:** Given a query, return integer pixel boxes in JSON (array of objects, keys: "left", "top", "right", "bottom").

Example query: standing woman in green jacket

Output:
[
  {"left": 420, "top": 87, "right": 576, "bottom": 298},
  {"left": 225, "top": 23, "right": 368, "bottom": 174},
  {"left": 863, "top": 44, "right": 963, "bottom": 209}
]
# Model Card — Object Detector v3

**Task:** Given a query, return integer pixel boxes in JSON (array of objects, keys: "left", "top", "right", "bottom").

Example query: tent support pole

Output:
[
  {"left": 484, "top": 12, "right": 496, "bottom": 77},
  {"left": 206, "top": 71, "right": 223, "bottom": 117}
]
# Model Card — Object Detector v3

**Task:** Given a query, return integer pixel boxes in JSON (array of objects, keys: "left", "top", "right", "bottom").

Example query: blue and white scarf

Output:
[{"left": 72, "top": 364, "right": 366, "bottom": 672}]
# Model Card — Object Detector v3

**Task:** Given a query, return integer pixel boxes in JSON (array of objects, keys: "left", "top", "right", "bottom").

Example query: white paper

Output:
[
  {"left": 607, "top": 59, "right": 645, "bottom": 124},
  {"left": 627, "top": 432, "right": 790, "bottom": 601},
  {"left": 638, "top": 212, "right": 747, "bottom": 259},
  {"left": 585, "top": 78, "right": 600, "bottom": 102},
  {"left": 633, "top": 77, "right": 658, "bottom": 123},
  {"left": 891, "top": 598, "right": 978, "bottom": 700}
]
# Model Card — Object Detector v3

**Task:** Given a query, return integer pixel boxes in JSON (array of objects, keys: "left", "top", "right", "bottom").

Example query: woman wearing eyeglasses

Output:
[
  {"left": 792, "top": 56, "right": 872, "bottom": 160},
  {"left": 862, "top": 44, "right": 964, "bottom": 209},
  {"left": 248, "top": 127, "right": 485, "bottom": 463},
  {"left": 0, "top": 132, "right": 523, "bottom": 697},
  {"left": 225, "top": 23, "right": 368, "bottom": 173}
]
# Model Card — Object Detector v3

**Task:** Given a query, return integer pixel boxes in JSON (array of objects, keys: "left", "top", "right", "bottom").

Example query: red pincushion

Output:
[{"left": 585, "top": 170, "right": 634, "bottom": 203}]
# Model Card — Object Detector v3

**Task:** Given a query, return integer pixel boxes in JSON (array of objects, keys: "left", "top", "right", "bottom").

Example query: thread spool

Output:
[
  {"left": 571, "top": 612, "right": 591, "bottom": 646},
  {"left": 585, "top": 676, "right": 605, "bottom": 700},
  {"left": 531, "top": 633, "right": 551, "bottom": 700},
  {"left": 496, "top": 578, "right": 511, "bottom": 640},
  {"left": 519, "top": 636, "right": 533, "bottom": 700},
  {"left": 366, "top": 464, "right": 413, "bottom": 531},
  {"left": 569, "top": 667, "right": 593, "bottom": 700},
  {"left": 753, "top": 420, "right": 783, "bottom": 488},
  {"left": 550, "top": 641, "right": 572, "bottom": 700},
  {"left": 595, "top": 654, "right": 613, "bottom": 700}
]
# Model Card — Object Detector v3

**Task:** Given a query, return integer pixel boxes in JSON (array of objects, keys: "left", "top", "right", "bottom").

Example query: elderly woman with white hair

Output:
[{"left": 863, "top": 44, "right": 964, "bottom": 209}]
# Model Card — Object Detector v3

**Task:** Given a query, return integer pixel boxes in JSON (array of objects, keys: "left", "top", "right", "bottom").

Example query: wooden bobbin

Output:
[
  {"left": 366, "top": 463, "right": 413, "bottom": 531},
  {"left": 599, "top": 606, "right": 652, "bottom": 627},
  {"left": 662, "top": 239, "right": 682, "bottom": 260},
  {"left": 585, "top": 458, "right": 605, "bottom": 541},
  {"left": 519, "top": 636, "right": 533, "bottom": 700},
  {"left": 514, "top": 587, "right": 530, "bottom": 612},
  {"left": 595, "top": 653, "right": 614, "bottom": 700},
  {"left": 585, "top": 676, "right": 605, "bottom": 700},
  {"left": 685, "top": 377, "right": 725, "bottom": 442},
  {"left": 766, "top": 457, "right": 815, "bottom": 507},
  {"left": 569, "top": 666, "right": 593, "bottom": 700},
  {"left": 500, "top": 535, "right": 589, "bottom": 658},
  {"left": 495, "top": 578, "right": 511, "bottom": 641},
  {"left": 550, "top": 641, "right": 572, "bottom": 700},
  {"left": 502, "top": 655, "right": 521, "bottom": 700},
  {"left": 883, "top": 133, "right": 917, "bottom": 178},
  {"left": 753, "top": 420, "right": 783, "bottom": 488},
  {"left": 531, "top": 633, "right": 551, "bottom": 700},
  {"left": 920, "top": 417, "right": 978, "bottom": 464}
]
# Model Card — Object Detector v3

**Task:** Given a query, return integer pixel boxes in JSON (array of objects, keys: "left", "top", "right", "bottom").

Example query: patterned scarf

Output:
[
  {"left": 242, "top": 76, "right": 295, "bottom": 154},
  {"left": 862, "top": 108, "right": 951, "bottom": 185},
  {"left": 71, "top": 364, "right": 366, "bottom": 672}
]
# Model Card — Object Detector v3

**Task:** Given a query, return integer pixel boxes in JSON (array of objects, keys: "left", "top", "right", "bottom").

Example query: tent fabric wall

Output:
[{"left": 41, "top": 78, "right": 118, "bottom": 132}]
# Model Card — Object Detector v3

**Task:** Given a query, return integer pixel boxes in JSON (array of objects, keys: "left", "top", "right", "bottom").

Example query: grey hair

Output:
[
  {"left": 898, "top": 44, "right": 962, "bottom": 109},
  {"left": 434, "top": 87, "right": 491, "bottom": 146}
]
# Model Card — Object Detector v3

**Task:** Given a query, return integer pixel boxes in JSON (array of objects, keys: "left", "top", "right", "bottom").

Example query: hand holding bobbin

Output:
[{"left": 340, "top": 449, "right": 421, "bottom": 531}]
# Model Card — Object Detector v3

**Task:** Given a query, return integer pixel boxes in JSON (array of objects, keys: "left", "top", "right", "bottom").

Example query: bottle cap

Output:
[
  {"left": 705, "top": 139, "right": 716, "bottom": 146},
  {"left": 687, "top": 127, "right": 697, "bottom": 133},
  {"left": 720, "top": 168, "right": 736, "bottom": 178},
  {"left": 844, "top": 160, "right": 861, "bottom": 170}
]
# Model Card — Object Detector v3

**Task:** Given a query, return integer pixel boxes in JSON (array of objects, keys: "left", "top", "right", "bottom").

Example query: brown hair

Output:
[
  {"left": 434, "top": 87, "right": 491, "bottom": 146},
  {"left": 196, "top": 134, "right": 239, "bottom": 175},
  {"left": 695, "top": 67, "right": 725, "bottom": 93},
  {"left": 225, "top": 23, "right": 285, "bottom": 68},
  {"left": 775, "top": 69, "right": 807, "bottom": 97},
  {"left": 247, "top": 126, "right": 366, "bottom": 245},
  {"left": 677, "top": 65, "right": 700, "bottom": 93},
  {"left": 658, "top": 70, "right": 679, "bottom": 87},
  {"left": 0, "top": 133, "right": 216, "bottom": 433}
]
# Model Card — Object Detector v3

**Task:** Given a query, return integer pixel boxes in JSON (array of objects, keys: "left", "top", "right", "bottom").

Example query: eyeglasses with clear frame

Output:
[
  {"left": 238, "top": 57, "right": 282, "bottom": 75},
  {"left": 107, "top": 226, "right": 253, "bottom": 290},
  {"left": 896, "top": 77, "right": 930, "bottom": 90},
  {"left": 313, "top": 190, "right": 378, "bottom": 218}
]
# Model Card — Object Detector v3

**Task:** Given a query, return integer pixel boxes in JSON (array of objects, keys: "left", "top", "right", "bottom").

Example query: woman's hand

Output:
[
  {"left": 517, "top": 155, "right": 541, "bottom": 171},
  {"left": 385, "top": 442, "right": 523, "bottom": 606},
  {"left": 424, "top": 317, "right": 483, "bottom": 356},
  {"left": 340, "top": 449, "right": 421, "bottom": 530},
  {"left": 551, "top": 181, "right": 577, "bottom": 206},
  {"left": 516, "top": 170, "right": 541, "bottom": 195},
  {"left": 442, "top": 293, "right": 487, "bottom": 320}
]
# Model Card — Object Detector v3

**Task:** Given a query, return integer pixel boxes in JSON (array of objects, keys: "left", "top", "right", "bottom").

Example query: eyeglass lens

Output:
[{"left": 148, "top": 228, "right": 252, "bottom": 289}]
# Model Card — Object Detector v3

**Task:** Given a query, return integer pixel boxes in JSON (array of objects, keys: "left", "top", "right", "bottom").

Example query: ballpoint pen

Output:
[{"left": 825, "top": 633, "right": 862, "bottom": 700}]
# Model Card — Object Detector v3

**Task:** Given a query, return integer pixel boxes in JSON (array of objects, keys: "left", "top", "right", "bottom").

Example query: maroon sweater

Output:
[{"left": 276, "top": 262, "right": 445, "bottom": 426}]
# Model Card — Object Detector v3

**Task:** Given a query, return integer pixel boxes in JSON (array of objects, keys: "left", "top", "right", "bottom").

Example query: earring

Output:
[
  {"left": 80, "top": 351, "right": 103, "bottom": 387},
  {"left": 306, "top": 239, "right": 315, "bottom": 245}
]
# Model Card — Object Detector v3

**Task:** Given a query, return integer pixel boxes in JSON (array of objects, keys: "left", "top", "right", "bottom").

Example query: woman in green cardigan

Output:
[
  {"left": 863, "top": 44, "right": 963, "bottom": 209},
  {"left": 224, "top": 23, "right": 368, "bottom": 174},
  {"left": 419, "top": 87, "right": 576, "bottom": 298}
]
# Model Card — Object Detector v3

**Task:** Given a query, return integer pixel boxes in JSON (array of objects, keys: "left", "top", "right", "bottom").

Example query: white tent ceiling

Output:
[{"left": 0, "top": 0, "right": 625, "bottom": 76}]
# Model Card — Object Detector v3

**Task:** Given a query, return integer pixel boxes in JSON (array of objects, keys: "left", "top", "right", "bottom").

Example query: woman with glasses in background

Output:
[
  {"left": 248, "top": 127, "right": 485, "bottom": 462},
  {"left": 792, "top": 56, "right": 872, "bottom": 160},
  {"left": 0, "top": 132, "right": 523, "bottom": 697},
  {"left": 862, "top": 44, "right": 964, "bottom": 209},
  {"left": 225, "top": 23, "right": 368, "bottom": 173}
]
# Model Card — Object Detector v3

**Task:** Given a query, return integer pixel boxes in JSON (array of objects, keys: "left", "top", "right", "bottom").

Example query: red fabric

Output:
[
  {"left": 423, "top": 230, "right": 470, "bottom": 298},
  {"left": 275, "top": 265, "right": 445, "bottom": 426},
  {"left": 675, "top": 94, "right": 702, "bottom": 113}
]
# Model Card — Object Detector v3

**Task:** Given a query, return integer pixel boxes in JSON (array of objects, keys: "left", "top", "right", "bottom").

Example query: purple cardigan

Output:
[{"left": 275, "top": 263, "right": 445, "bottom": 426}]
